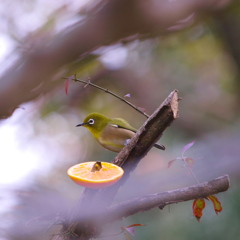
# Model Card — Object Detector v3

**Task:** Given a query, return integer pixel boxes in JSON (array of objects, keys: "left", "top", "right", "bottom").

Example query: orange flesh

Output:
[{"left": 68, "top": 162, "right": 124, "bottom": 189}]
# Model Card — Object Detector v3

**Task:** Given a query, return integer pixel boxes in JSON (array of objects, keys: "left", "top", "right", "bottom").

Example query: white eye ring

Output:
[{"left": 88, "top": 119, "right": 95, "bottom": 125}]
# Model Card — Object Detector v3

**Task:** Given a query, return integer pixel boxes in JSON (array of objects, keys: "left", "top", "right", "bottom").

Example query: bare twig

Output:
[
  {"left": 63, "top": 76, "right": 150, "bottom": 118},
  {"left": 182, "top": 157, "right": 200, "bottom": 184}
]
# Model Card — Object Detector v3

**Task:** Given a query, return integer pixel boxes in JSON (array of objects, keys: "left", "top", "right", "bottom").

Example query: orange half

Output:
[{"left": 67, "top": 162, "right": 124, "bottom": 189}]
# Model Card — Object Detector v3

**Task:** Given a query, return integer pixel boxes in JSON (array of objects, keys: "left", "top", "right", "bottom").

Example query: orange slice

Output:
[{"left": 67, "top": 161, "right": 124, "bottom": 189}]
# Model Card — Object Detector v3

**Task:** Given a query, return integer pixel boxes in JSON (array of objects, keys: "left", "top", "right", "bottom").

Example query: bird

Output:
[{"left": 76, "top": 112, "right": 165, "bottom": 153}]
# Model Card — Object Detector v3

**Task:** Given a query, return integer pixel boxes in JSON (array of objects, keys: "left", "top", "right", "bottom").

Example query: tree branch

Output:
[
  {"left": 63, "top": 76, "right": 150, "bottom": 118},
  {"left": 101, "top": 174, "right": 230, "bottom": 224},
  {"left": 0, "top": 0, "right": 232, "bottom": 118},
  {"left": 60, "top": 174, "right": 229, "bottom": 240}
]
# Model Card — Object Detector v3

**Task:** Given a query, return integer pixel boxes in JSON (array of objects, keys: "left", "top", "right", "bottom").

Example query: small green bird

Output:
[{"left": 76, "top": 113, "right": 165, "bottom": 152}]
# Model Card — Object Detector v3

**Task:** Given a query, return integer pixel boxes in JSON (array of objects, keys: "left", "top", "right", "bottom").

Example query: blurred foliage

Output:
[{"left": 1, "top": 0, "right": 240, "bottom": 240}]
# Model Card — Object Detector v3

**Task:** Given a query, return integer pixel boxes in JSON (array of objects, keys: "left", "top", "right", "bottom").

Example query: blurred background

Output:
[{"left": 0, "top": 0, "right": 240, "bottom": 239}]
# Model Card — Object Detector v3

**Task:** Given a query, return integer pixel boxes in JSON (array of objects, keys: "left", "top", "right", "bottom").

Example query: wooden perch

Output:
[{"left": 115, "top": 89, "right": 179, "bottom": 167}]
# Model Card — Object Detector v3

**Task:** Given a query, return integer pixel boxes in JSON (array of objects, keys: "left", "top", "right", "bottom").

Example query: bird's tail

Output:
[{"left": 154, "top": 143, "right": 165, "bottom": 150}]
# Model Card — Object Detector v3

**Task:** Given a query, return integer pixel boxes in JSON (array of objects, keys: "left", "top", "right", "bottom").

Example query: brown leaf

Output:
[
  {"left": 185, "top": 157, "right": 194, "bottom": 168},
  {"left": 167, "top": 159, "right": 177, "bottom": 168},
  {"left": 64, "top": 75, "right": 74, "bottom": 95}
]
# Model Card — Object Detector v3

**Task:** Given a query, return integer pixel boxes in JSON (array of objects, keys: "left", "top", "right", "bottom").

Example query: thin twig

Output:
[
  {"left": 181, "top": 147, "right": 200, "bottom": 184},
  {"left": 182, "top": 157, "right": 200, "bottom": 184},
  {"left": 62, "top": 76, "right": 150, "bottom": 118}
]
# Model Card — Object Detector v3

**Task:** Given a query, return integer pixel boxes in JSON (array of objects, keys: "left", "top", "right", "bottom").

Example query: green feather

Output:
[{"left": 109, "top": 118, "right": 137, "bottom": 133}]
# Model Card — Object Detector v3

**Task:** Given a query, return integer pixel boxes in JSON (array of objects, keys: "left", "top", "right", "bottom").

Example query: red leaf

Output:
[
  {"left": 185, "top": 157, "right": 194, "bottom": 168},
  {"left": 182, "top": 140, "right": 195, "bottom": 156},
  {"left": 192, "top": 199, "right": 206, "bottom": 222},
  {"left": 126, "top": 223, "right": 145, "bottom": 228},
  {"left": 208, "top": 195, "right": 223, "bottom": 215},
  {"left": 167, "top": 159, "right": 177, "bottom": 168},
  {"left": 64, "top": 75, "right": 74, "bottom": 95}
]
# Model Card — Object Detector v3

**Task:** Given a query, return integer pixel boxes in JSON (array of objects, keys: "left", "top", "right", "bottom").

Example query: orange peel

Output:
[{"left": 67, "top": 161, "right": 124, "bottom": 189}]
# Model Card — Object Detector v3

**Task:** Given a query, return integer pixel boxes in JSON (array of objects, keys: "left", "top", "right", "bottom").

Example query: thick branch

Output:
[
  {"left": 62, "top": 174, "right": 230, "bottom": 240},
  {"left": 0, "top": 0, "right": 232, "bottom": 118},
  {"left": 102, "top": 174, "right": 230, "bottom": 224}
]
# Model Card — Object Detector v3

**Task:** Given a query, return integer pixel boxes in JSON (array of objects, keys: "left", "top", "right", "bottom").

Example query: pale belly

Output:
[{"left": 98, "top": 127, "right": 135, "bottom": 152}]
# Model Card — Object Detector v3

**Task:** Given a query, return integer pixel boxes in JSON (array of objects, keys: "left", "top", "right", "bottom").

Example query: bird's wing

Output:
[
  {"left": 109, "top": 118, "right": 137, "bottom": 133},
  {"left": 110, "top": 118, "right": 165, "bottom": 150}
]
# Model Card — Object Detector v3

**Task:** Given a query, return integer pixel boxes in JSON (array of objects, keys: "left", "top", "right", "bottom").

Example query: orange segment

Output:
[{"left": 67, "top": 162, "right": 124, "bottom": 189}]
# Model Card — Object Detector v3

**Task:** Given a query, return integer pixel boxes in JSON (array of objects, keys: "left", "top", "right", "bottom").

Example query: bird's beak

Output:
[{"left": 76, "top": 123, "right": 87, "bottom": 127}]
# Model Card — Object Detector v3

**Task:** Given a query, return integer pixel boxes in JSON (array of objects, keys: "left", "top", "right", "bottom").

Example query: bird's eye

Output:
[{"left": 88, "top": 119, "right": 95, "bottom": 125}]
